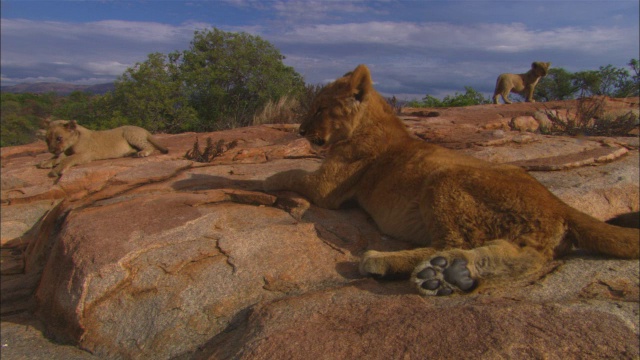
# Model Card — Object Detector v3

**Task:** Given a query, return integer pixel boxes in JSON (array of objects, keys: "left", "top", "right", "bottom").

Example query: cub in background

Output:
[
  {"left": 37, "top": 119, "right": 168, "bottom": 177},
  {"left": 493, "top": 61, "right": 551, "bottom": 104}
]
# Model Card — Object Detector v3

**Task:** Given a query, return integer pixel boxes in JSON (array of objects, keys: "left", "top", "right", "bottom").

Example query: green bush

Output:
[
  {"left": 407, "top": 86, "right": 491, "bottom": 108},
  {"left": 536, "top": 59, "right": 639, "bottom": 101},
  {"left": 0, "top": 93, "right": 55, "bottom": 147},
  {"left": 541, "top": 96, "right": 638, "bottom": 137}
]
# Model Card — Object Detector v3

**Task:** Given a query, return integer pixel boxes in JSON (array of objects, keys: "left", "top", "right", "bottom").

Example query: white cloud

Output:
[
  {"left": 83, "top": 61, "right": 131, "bottom": 76},
  {"left": 224, "top": 0, "right": 383, "bottom": 23},
  {"left": 1, "top": 18, "right": 205, "bottom": 44},
  {"left": 0, "top": 74, "right": 64, "bottom": 84},
  {"left": 0, "top": 18, "right": 210, "bottom": 86},
  {"left": 266, "top": 19, "right": 638, "bottom": 98},
  {"left": 1, "top": 11, "right": 638, "bottom": 99},
  {"left": 270, "top": 0, "right": 380, "bottom": 21},
  {"left": 272, "top": 21, "right": 637, "bottom": 56}
]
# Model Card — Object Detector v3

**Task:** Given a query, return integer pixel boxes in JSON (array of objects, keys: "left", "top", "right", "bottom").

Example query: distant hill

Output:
[{"left": 1, "top": 82, "right": 115, "bottom": 95}]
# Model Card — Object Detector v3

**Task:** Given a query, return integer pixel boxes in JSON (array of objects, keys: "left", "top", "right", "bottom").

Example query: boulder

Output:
[{"left": 510, "top": 115, "right": 539, "bottom": 132}]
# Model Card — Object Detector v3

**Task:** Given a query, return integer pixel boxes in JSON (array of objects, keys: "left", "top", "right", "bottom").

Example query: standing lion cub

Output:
[
  {"left": 493, "top": 61, "right": 551, "bottom": 104},
  {"left": 264, "top": 64, "right": 638, "bottom": 296},
  {"left": 38, "top": 120, "right": 168, "bottom": 177}
]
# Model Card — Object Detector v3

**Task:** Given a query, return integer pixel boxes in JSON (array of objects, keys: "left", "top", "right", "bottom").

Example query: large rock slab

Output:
[
  {"left": 34, "top": 194, "right": 359, "bottom": 358},
  {"left": 0, "top": 97, "right": 638, "bottom": 359},
  {"left": 201, "top": 283, "right": 639, "bottom": 360}
]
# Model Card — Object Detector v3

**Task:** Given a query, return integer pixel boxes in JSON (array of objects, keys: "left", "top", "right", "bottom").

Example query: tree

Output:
[
  {"left": 535, "top": 68, "right": 578, "bottom": 102},
  {"left": 409, "top": 86, "right": 490, "bottom": 107},
  {"left": 179, "top": 28, "right": 305, "bottom": 130},
  {"left": 0, "top": 93, "right": 55, "bottom": 146},
  {"left": 573, "top": 64, "right": 637, "bottom": 98},
  {"left": 107, "top": 52, "right": 198, "bottom": 133},
  {"left": 103, "top": 28, "right": 305, "bottom": 132},
  {"left": 628, "top": 59, "right": 640, "bottom": 97},
  {"left": 53, "top": 90, "right": 101, "bottom": 126},
  {"left": 615, "top": 59, "right": 639, "bottom": 97},
  {"left": 535, "top": 60, "right": 639, "bottom": 101}
]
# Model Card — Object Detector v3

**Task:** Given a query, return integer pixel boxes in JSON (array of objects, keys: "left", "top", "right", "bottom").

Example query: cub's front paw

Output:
[
  {"left": 263, "top": 170, "right": 299, "bottom": 192},
  {"left": 263, "top": 174, "right": 281, "bottom": 192},
  {"left": 412, "top": 256, "right": 477, "bottom": 296},
  {"left": 37, "top": 160, "right": 55, "bottom": 169},
  {"left": 136, "top": 150, "right": 152, "bottom": 158},
  {"left": 359, "top": 250, "right": 389, "bottom": 278},
  {"left": 48, "top": 170, "right": 61, "bottom": 178}
]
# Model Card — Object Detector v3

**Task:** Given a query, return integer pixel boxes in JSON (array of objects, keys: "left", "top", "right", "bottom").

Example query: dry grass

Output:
[
  {"left": 541, "top": 96, "right": 639, "bottom": 136},
  {"left": 185, "top": 137, "right": 238, "bottom": 163},
  {"left": 251, "top": 84, "right": 325, "bottom": 126},
  {"left": 387, "top": 96, "right": 403, "bottom": 114},
  {"left": 252, "top": 95, "right": 300, "bottom": 125}
]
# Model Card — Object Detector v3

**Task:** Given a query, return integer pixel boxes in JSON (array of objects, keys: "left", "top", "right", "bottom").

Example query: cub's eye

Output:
[{"left": 56, "top": 136, "right": 63, "bottom": 143}]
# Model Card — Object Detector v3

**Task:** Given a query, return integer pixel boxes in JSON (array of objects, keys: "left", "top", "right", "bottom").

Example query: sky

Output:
[{"left": 1, "top": 0, "right": 638, "bottom": 99}]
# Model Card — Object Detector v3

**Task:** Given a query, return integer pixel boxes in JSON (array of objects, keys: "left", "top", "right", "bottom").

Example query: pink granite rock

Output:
[{"left": 1, "top": 98, "right": 638, "bottom": 359}]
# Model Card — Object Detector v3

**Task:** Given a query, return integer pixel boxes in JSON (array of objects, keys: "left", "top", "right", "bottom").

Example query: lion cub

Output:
[
  {"left": 493, "top": 61, "right": 551, "bottom": 104},
  {"left": 265, "top": 64, "right": 638, "bottom": 296},
  {"left": 38, "top": 120, "right": 168, "bottom": 177}
]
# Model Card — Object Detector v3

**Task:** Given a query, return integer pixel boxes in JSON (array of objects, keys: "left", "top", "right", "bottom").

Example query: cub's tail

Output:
[
  {"left": 148, "top": 135, "right": 169, "bottom": 154},
  {"left": 566, "top": 209, "right": 639, "bottom": 259}
]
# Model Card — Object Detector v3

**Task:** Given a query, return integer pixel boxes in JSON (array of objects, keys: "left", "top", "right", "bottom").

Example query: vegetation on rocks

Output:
[
  {"left": 1, "top": 36, "right": 638, "bottom": 148},
  {"left": 535, "top": 59, "right": 640, "bottom": 101},
  {"left": 1, "top": 28, "right": 306, "bottom": 146},
  {"left": 405, "top": 59, "right": 639, "bottom": 108},
  {"left": 540, "top": 96, "right": 639, "bottom": 137},
  {"left": 406, "top": 86, "right": 492, "bottom": 108}
]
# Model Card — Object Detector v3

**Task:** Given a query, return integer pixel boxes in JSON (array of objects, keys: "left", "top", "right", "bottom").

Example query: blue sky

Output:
[{"left": 1, "top": 0, "right": 638, "bottom": 99}]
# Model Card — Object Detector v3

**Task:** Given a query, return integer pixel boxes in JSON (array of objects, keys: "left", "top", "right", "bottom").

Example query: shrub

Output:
[
  {"left": 252, "top": 95, "right": 300, "bottom": 125},
  {"left": 407, "top": 86, "right": 491, "bottom": 108},
  {"left": 251, "top": 83, "right": 324, "bottom": 125},
  {"left": 541, "top": 96, "right": 638, "bottom": 136}
]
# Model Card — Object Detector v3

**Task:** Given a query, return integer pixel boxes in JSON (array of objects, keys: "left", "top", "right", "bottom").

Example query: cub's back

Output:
[{"left": 83, "top": 127, "right": 140, "bottom": 159}]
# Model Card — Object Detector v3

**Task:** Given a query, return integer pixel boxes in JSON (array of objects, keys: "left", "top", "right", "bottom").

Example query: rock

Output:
[
  {"left": 1, "top": 313, "right": 98, "bottom": 359},
  {"left": 510, "top": 115, "right": 539, "bottom": 132},
  {"left": 1, "top": 98, "right": 638, "bottom": 359},
  {"left": 202, "top": 285, "right": 639, "bottom": 360},
  {"left": 533, "top": 110, "right": 553, "bottom": 129},
  {"left": 1, "top": 200, "right": 58, "bottom": 247}
]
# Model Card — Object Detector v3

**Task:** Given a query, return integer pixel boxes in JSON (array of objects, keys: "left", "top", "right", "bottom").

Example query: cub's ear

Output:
[
  {"left": 41, "top": 116, "right": 51, "bottom": 128},
  {"left": 65, "top": 120, "right": 78, "bottom": 130},
  {"left": 531, "top": 62, "right": 539, "bottom": 70},
  {"left": 349, "top": 64, "right": 373, "bottom": 102}
]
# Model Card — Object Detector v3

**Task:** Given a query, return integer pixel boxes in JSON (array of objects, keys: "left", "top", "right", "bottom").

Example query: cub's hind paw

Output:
[{"left": 412, "top": 256, "right": 477, "bottom": 296}]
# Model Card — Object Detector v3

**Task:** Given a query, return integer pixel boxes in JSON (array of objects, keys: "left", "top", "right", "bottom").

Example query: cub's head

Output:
[
  {"left": 44, "top": 120, "right": 80, "bottom": 155},
  {"left": 299, "top": 64, "right": 376, "bottom": 148},
  {"left": 531, "top": 62, "right": 551, "bottom": 77}
]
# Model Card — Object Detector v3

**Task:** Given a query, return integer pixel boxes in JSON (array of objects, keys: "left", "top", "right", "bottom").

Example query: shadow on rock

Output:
[{"left": 171, "top": 173, "right": 264, "bottom": 192}]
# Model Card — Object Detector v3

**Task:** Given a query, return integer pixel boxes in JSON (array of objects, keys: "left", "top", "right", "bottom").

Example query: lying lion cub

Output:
[
  {"left": 38, "top": 120, "right": 168, "bottom": 177},
  {"left": 265, "top": 64, "right": 638, "bottom": 296},
  {"left": 493, "top": 61, "right": 550, "bottom": 104}
]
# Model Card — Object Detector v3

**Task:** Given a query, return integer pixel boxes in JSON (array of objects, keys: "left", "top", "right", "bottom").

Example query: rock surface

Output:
[{"left": 1, "top": 97, "right": 638, "bottom": 359}]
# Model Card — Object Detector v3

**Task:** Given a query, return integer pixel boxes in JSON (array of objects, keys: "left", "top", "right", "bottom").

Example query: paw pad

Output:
[{"left": 413, "top": 256, "right": 477, "bottom": 296}]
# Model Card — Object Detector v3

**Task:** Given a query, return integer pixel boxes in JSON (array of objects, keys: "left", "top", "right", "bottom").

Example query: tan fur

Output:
[
  {"left": 493, "top": 62, "right": 551, "bottom": 104},
  {"left": 37, "top": 120, "right": 168, "bottom": 177},
  {"left": 264, "top": 64, "right": 639, "bottom": 296}
]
